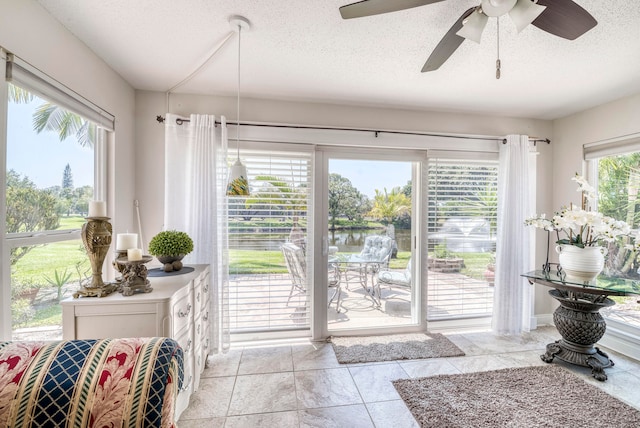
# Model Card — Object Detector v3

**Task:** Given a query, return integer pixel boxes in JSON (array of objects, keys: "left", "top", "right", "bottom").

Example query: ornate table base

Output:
[{"left": 541, "top": 289, "right": 615, "bottom": 381}]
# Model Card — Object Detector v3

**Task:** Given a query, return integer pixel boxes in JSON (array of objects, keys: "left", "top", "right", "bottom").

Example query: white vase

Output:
[{"left": 555, "top": 244, "right": 607, "bottom": 282}]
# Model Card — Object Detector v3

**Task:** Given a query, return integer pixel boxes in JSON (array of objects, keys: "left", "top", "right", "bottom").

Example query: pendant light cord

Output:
[
  {"left": 236, "top": 24, "right": 242, "bottom": 160},
  {"left": 496, "top": 17, "right": 501, "bottom": 79}
]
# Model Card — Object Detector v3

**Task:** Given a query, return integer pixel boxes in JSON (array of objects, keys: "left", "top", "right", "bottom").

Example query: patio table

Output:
[{"left": 332, "top": 253, "right": 384, "bottom": 306}]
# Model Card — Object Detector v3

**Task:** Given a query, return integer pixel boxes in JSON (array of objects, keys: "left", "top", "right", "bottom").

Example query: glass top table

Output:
[
  {"left": 522, "top": 270, "right": 639, "bottom": 381},
  {"left": 330, "top": 254, "right": 386, "bottom": 306},
  {"left": 522, "top": 270, "right": 640, "bottom": 297}
]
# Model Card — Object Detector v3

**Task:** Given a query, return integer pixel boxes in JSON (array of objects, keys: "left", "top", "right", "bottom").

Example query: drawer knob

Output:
[
  {"left": 180, "top": 375, "right": 193, "bottom": 392},
  {"left": 178, "top": 304, "right": 192, "bottom": 318}
]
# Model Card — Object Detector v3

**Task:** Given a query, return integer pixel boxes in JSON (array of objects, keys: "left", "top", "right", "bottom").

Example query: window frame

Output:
[
  {"left": 0, "top": 51, "right": 109, "bottom": 340},
  {"left": 585, "top": 137, "right": 640, "bottom": 355}
]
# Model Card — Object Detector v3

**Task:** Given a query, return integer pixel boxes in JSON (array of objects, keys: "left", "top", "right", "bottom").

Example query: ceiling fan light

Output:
[
  {"left": 509, "top": 0, "right": 546, "bottom": 33},
  {"left": 480, "top": 0, "right": 516, "bottom": 17},
  {"left": 456, "top": 9, "right": 488, "bottom": 43}
]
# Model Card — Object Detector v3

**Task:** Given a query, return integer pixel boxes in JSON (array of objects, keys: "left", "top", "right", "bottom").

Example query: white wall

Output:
[
  {"left": 0, "top": 0, "right": 136, "bottom": 237},
  {"left": 552, "top": 92, "right": 640, "bottom": 206},
  {"left": 135, "top": 89, "right": 555, "bottom": 317}
]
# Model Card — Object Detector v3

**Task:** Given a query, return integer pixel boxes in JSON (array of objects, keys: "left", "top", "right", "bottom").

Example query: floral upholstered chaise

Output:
[{"left": 0, "top": 337, "right": 183, "bottom": 428}]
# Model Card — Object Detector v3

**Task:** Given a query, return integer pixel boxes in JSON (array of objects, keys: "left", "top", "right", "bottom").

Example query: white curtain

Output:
[
  {"left": 165, "top": 113, "right": 230, "bottom": 353},
  {"left": 492, "top": 134, "right": 534, "bottom": 335}
]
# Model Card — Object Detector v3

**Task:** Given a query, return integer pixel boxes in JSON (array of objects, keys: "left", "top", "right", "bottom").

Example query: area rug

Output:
[
  {"left": 393, "top": 365, "right": 640, "bottom": 428},
  {"left": 330, "top": 332, "right": 465, "bottom": 364}
]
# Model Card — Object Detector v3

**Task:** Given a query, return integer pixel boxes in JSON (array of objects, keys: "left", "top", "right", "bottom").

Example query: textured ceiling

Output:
[{"left": 37, "top": 0, "right": 640, "bottom": 120}]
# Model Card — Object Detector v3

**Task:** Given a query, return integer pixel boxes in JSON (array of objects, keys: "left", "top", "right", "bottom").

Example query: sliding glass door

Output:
[
  {"left": 322, "top": 150, "right": 421, "bottom": 334},
  {"left": 225, "top": 142, "right": 498, "bottom": 341}
]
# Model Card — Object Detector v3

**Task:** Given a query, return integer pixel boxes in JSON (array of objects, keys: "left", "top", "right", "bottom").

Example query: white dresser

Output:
[{"left": 61, "top": 264, "right": 210, "bottom": 418}]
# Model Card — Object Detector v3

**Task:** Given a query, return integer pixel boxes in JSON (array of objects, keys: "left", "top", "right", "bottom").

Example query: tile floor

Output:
[{"left": 178, "top": 326, "right": 640, "bottom": 427}]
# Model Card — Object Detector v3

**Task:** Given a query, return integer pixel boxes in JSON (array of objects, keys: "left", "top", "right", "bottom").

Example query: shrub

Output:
[{"left": 148, "top": 230, "right": 194, "bottom": 257}]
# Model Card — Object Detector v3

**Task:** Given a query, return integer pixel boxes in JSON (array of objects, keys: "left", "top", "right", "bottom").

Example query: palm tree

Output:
[
  {"left": 33, "top": 103, "right": 95, "bottom": 147},
  {"left": 244, "top": 175, "right": 307, "bottom": 219},
  {"left": 8, "top": 83, "right": 95, "bottom": 147},
  {"left": 369, "top": 187, "right": 411, "bottom": 225}
]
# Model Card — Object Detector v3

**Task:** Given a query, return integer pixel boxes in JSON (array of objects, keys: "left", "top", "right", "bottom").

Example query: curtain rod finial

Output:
[{"left": 156, "top": 115, "right": 165, "bottom": 123}]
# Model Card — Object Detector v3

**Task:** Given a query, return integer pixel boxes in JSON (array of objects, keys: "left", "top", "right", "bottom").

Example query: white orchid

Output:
[
  {"left": 571, "top": 173, "right": 597, "bottom": 202},
  {"left": 525, "top": 174, "right": 632, "bottom": 248}
]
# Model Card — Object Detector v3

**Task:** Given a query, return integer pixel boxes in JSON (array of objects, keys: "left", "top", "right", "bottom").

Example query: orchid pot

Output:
[{"left": 556, "top": 244, "right": 607, "bottom": 282}]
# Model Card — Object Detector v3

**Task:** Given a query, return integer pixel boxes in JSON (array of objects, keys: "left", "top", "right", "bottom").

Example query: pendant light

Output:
[{"left": 226, "top": 15, "right": 251, "bottom": 197}]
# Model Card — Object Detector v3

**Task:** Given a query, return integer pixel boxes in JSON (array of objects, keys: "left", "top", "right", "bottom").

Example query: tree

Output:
[
  {"left": 9, "top": 82, "right": 95, "bottom": 147},
  {"left": 62, "top": 164, "right": 73, "bottom": 191},
  {"left": 328, "top": 173, "right": 369, "bottom": 229},
  {"left": 368, "top": 187, "right": 411, "bottom": 225},
  {"left": 240, "top": 175, "right": 307, "bottom": 221},
  {"left": 463, "top": 185, "right": 498, "bottom": 236},
  {"left": 6, "top": 170, "right": 60, "bottom": 265},
  {"left": 61, "top": 163, "right": 74, "bottom": 216},
  {"left": 597, "top": 154, "right": 640, "bottom": 276}
]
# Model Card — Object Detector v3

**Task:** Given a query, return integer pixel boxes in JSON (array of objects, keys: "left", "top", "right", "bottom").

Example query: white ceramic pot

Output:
[{"left": 555, "top": 244, "right": 607, "bottom": 282}]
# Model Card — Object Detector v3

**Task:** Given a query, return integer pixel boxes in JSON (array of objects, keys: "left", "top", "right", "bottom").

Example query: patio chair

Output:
[
  {"left": 281, "top": 242, "right": 341, "bottom": 311},
  {"left": 378, "top": 257, "right": 412, "bottom": 290},
  {"left": 344, "top": 235, "right": 395, "bottom": 291}
]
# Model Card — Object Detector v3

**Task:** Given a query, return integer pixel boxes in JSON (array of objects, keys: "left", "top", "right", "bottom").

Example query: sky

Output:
[
  {"left": 330, "top": 159, "right": 411, "bottom": 198},
  {"left": 7, "top": 96, "right": 93, "bottom": 189}
]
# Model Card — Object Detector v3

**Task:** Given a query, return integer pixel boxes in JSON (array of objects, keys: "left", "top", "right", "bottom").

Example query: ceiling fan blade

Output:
[
  {"left": 532, "top": 0, "right": 597, "bottom": 40},
  {"left": 422, "top": 7, "right": 474, "bottom": 72},
  {"left": 340, "top": 0, "right": 446, "bottom": 19}
]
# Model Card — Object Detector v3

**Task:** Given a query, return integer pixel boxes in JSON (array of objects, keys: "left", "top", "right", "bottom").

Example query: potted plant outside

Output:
[
  {"left": 428, "top": 242, "right": 465, "bottom": 273},
  {"left": 148, "top": 230, "right": 194, "bottom": 272}
]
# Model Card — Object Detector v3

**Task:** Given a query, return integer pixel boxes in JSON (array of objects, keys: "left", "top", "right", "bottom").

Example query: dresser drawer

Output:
[
  {"left": 194, "top": 272, "right": 210, "bottom": 316},
  {"left": 170, "top": 284, "right": 193, "bottom": 336}
]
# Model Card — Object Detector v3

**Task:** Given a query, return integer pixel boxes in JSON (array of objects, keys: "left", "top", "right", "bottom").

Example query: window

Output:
[
  {"left": 588, "top": 150, "right": 640, "bottom": 330},
  {"left": 427, "top": 157, "right": 498, "bottom": 321},
  {"left": 2, "top": 54, "right": 112, "bottom": 340}
]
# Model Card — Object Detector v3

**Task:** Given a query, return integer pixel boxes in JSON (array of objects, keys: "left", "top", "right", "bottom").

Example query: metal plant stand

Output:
[{"left": 542, "top": 288, "right": 615, "bottom": 381}]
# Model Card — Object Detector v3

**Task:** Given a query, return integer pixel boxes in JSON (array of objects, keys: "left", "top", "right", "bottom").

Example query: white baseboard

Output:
[
  {"left": 534, "top": 313, "right": 554, "bottom": 327},
  {"left": 598, "top": 319, "right": 640, "bottom": 362}
]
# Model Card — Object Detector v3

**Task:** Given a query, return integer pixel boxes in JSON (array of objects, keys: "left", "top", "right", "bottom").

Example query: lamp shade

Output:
[
  {"left": 480, "top": 0, "right": 517, "bottom": 17},
  {"left": 226, "top": 158, "right": 250, "bottom": 196},
  {"left": 456, "top": 8, "right": 489, "bottom": 43},
  {"left": 509, "top": 0, "right": 546, "bottom": 33}
]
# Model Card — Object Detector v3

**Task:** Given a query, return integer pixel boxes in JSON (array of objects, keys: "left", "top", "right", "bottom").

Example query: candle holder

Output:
[
  {"left": 74, "top": 217, "right": 118, "bottom": 298},
  {"left": 115, "top": 256, "right": 153, "bottom": 296},
  {"left": 112, "top": 249, "right": 128, "bottom": 282}
]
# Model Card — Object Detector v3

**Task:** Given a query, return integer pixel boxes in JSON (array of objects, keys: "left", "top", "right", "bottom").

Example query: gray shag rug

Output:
[
  {"left": 330, "top": 333, "right": 465, "bottom": 364},
  {"left": 393, "top": 365, "right": 640, "bottom": 428}
]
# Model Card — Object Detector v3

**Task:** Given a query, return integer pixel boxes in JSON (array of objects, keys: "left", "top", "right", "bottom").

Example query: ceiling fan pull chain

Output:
[{"left": 496, "top": 16, "right": 501, "bottom": 79}]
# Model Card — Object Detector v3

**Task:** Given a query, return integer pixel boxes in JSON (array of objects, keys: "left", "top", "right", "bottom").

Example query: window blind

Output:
[
  {"left": 5, "top": 54, "right": 115, "bottom": 131},
  {"left": 227, "top": 146, "right": 313, "bottom": 335},
  {"left": 584, "top": 133, "right": 640, "bottom": 160},
  {"left": 426, "top": 157, "right": 498, "bottom": 321}
]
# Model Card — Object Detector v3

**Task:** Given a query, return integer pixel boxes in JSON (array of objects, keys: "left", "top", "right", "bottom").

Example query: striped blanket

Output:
[{"left": 0, "top": 337, "right": 183, "bottom": 428}]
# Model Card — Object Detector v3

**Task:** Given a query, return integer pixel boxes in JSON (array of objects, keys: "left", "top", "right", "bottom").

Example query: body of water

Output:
[{"left": 229, "top": 228, "right": 411, "bottom": 252}]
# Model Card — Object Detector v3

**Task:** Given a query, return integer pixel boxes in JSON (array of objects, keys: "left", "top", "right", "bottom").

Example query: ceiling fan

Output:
[{"left": 339, "top": 0, "right": 597, "bottom": 73}]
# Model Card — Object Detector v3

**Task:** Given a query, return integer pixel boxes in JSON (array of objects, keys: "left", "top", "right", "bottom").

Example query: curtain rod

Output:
[{"left": 155, "top": 115, "right": 551, "bottom": 144}]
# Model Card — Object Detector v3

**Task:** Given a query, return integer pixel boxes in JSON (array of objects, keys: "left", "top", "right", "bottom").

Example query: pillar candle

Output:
[
  {"left": 127, "top": 248, "right": 143, "bottom": 261},
  {"left": 116, "top": 233, "right": 138, "bottom": 250},
  {"left": 88, "top": 200, "right": 107, "bottom": 217}
]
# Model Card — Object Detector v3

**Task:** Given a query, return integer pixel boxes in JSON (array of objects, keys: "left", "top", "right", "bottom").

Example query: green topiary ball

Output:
[{"left": 148, "top": 230, "right": 194, "bottom": 257}]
